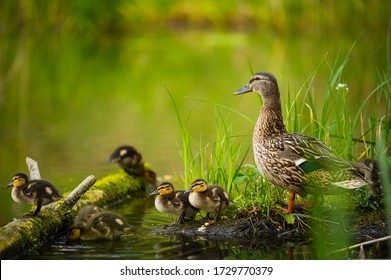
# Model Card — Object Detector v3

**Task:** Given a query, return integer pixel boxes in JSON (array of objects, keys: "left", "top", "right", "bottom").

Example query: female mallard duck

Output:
[
  {"left": 68, "top": 206, "right": 131, "bottom": 241},
  {"left": 109, "top": 145, "right": 157, "bottom": 185},
  {"left": 234, "top": 72, "right": 369, "bottom": 213},
  {"left": 150, "top": 182, "right": 199, "bottom": 224},
  {"left": 6, "top": 173, "right": 63, "bottom": 216},
  {"left": 186, "top": 179, "right": 233, "bottom": 223}
]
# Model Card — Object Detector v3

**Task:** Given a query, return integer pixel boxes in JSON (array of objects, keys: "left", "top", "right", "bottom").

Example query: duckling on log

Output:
[{"left": 6, "top": 172, "right": 63, "bottom": 216}]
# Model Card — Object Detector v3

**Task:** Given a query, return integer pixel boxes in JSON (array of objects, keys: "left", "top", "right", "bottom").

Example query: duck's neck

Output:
[{"left": 255, "top": 102, "right": 287, "bottom": 140}]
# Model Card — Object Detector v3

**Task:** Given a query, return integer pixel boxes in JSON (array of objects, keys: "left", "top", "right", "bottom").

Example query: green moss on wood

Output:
[{"left": 82, "top": 170, "right": 145, "bottom": 206}]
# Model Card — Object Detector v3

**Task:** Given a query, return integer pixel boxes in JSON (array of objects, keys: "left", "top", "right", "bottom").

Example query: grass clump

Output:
[{"left": 166, "top": 87, "right": 249, "bottom": 195}]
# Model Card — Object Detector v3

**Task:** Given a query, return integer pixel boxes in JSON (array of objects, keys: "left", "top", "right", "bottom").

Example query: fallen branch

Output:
[
  {"left": 331, "top": 235, "right": 391, "bottom": 254},
  {"left": 26, "top": 157, "right": 41, "bottom": 180},
  {"left": 64, "top": 175, "right": 97, "bottom": 206}
]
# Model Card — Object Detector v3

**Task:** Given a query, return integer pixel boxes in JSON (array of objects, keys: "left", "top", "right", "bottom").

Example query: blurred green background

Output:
[{"left": 0, "top": 0, "right": 390, "bottom": 226}]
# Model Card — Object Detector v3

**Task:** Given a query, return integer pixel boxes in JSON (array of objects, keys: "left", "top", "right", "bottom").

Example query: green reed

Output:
[{"left": 167, "top": 87, "right": 249, "bottom": 194}]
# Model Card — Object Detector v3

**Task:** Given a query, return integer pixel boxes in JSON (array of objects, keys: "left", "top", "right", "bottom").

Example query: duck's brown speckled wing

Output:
[{"left": 281, "top": 133, "right": 355, "bottom": 172}]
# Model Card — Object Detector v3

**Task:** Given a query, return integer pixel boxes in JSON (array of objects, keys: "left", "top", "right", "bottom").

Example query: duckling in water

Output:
[
  {"left": 68, "top": 206, "right": 131, "bottom": 241},
  {"left": 72, "top": 205, "right": 103, "bottom": 227},
  {"left": 6, "top": 173, "right": 63, "bottom": 216},
  {"left": 187, "top": 179, "right": 233, "bottom": 223},
  {"left": 109, "top": 145, "right": 157, "bottom": 185},
  {"left": 150, "top": 182, "right": 199, "bottom": 224}
]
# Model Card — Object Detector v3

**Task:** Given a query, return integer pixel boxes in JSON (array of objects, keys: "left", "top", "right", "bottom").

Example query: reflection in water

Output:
[{"left": 152, "top": 235, "right": 232, "bottom": 260}]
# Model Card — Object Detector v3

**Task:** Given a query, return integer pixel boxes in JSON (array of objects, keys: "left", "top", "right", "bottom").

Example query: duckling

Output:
[
  {"left": 72, "top": 205, "right": 103, "bottom": 227},
  {"left": 186, "top": 179, "right": 233, "bottom": 223},
  {"left": 353, "top": 159, "right": 382, "bottom": 196},
  {"left": 149, "top": 182, "right": 199, "bottom": 224},
  {"left": 6, "top": 173, "right": 63, "bottom": 216},
  {"left": 109, "top": 145, "right": 157, "bottom": 185},
  {"left": 109, "top": 145, "right": 144, "bottom": 176},
  {"left": 234, "top": 72, "right": 370, "bottom": 213},
  {"left": 68, "top": 206, "right": 131, "bottom": 241}
]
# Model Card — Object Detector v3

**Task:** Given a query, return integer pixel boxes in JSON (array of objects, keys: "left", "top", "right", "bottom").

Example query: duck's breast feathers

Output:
[
  {"left": 11, "top": 187, "right": 30, "bottom": 203},
  {"left": 177, "top": 191, "right": 199, "bottom": 212},
  {"left": 154, "top": 191, "right": 188, "bottom": 214}
]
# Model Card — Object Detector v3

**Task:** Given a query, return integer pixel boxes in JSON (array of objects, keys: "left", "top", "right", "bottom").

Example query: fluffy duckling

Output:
[
  {"left": 187, "top": 179, "right": 233, "bottom": 223},
  {"left": 109, "top": 145, "right": 157, "bottom": 185},
  {"left": 6, "top": 173, "right": 63, "bottom": 216},
  {"left": 109, "top": 145, "right": 144, "bottom": 176},
  {"left": 72, "top": 205, "right": 103, "bottom": 227},
  {"left": 353, "top": 159, "right": 382, "bottom": 196},
  {"left": 150, "top": 182, "right": 199, "bottom": 224},
  {"left": 68, "top": 206, "right": 131, "bottom": 241}
]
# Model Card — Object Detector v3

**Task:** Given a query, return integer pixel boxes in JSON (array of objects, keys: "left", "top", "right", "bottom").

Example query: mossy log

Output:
[{"left": 0, "top": 168, "right": 146, "bottom": 259}]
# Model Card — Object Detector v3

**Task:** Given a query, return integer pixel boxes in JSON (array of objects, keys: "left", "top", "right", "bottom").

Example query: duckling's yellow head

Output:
[
  {"left": 150, "top": 182, "right": 174, "bottom": 196},
  {"left": 68, "top": 227, "right": 82, "bottom": 241},
  {"left": 188, "top": 179, "right": 208, "bottom": 193},
  {"left": 6, "top": 173, "right": 28, "bottom": 188}
]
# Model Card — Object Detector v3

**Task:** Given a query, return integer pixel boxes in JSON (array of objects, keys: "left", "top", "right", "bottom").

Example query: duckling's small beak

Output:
[
  {"left": 5, "top": 182, "right": 13, "bottom": 188},
  {"left": 184, "top": 188, "right": 192, "bottom": 194},
  {"left": 234, "top": 85, "right": 252, "bottom": 95},
  {"left": 108, "top": 155, "right": 120, "bottom": 163},
  {"left": 149, "top": 190, "right": 159, "bottom": 196}
]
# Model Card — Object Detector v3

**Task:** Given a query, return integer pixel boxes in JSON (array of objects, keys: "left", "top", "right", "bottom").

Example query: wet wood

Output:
[
  {"left": 64, "top": 175, "right": 98, "bottom": 206},
  {"left": 0, "top": 158, "right": 147, "bottom": 259}
]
